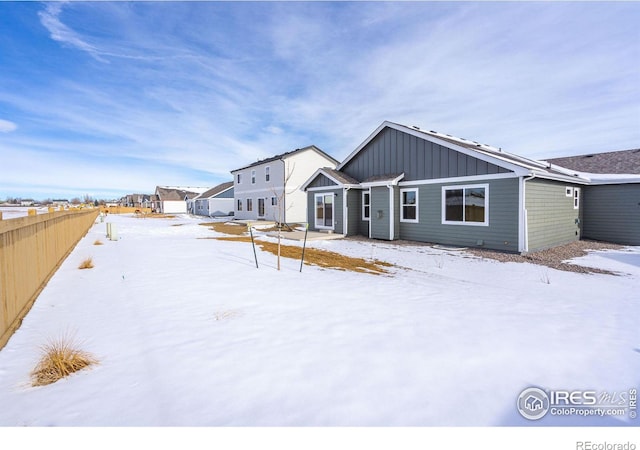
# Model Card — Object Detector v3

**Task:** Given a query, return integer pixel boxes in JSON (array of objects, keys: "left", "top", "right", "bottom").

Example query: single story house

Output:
[
  {"left": 546, "top": 149, "right": 640, "bottom": 245},
  {"left": 302, "top": 121, "right": 633, "bottom": 253},
  {"left": 153, "top": 186, "right": 209, "bottom": 214},
  {"left": 192, "top": 181, "right": 234, "bottom": 217},
  {"left": 231, "top": 145, "right": 338, "bottom": 223}
]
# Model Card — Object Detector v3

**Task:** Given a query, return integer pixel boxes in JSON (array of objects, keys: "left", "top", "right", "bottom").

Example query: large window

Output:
[
  {"left": 237, "top": 199, "right": 243, "bottom": 211},
  {"left": 362, "top": 191, "right": 370, "bottom": 220},
  {"left": 271, "top": 196, "right": 277, "bottom": 206},
  {"left": 258, "top": 198, "right": 265, "bottom": 217},
  {"left": 246, "top": 198, "right": 253, "bottom": 212},
  {"left": 401, "top": 189, "right": 419, "bottom": 223},
  {"left": 265, "top": 166, "right": 270, "bottom": 182},
  {"left": 442, "top": 184, "right": 488, "bottom": 225},
  {"left": 314, "top": 193, "right": 334, "bottom": 229},
  {"left": 251, "top": 170, "right": 256, "bottom": 184},
  {"left": 573, "top": 187, "right": 580, "bottom": 209}
]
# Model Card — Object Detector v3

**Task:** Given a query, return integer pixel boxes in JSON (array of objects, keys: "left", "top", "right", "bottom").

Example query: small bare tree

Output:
[{"left": 270, "top": 162, "right": 296, "bottom": 271}]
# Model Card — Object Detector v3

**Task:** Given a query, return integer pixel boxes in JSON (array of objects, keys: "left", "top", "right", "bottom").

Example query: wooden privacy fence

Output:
[{"left": 0, "top": 208, "right": 99, "bottom": 350}]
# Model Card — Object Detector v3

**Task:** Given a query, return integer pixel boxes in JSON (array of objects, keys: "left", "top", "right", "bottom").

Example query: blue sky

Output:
[{"left": 0, "top": 1, "right": 638, "bottom": 200}]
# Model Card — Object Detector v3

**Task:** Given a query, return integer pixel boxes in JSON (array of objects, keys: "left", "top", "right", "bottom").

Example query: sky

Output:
[{"left": 0, "top": 1, "right": 638, "bottom": 200}]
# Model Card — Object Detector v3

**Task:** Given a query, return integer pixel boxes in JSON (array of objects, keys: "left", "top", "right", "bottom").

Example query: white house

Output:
[
  {"left": 153, "top": 186, "right": 209, "bottom": 214},
  {"left": 193, "top": 181, "right": 234, "bottom": 217},
  {"left": 230, "top": 145, "right": 338, "bottom": 223}
]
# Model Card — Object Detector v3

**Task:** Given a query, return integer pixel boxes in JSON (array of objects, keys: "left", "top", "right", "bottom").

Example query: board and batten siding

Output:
[
  {"left": 346, "top": 189, "right": 361, "bottom": 236},
  {"left": 582, "top": 184, "right": 640, "bottom": 245},
  {"left": 398, "top": 177, "right": 520, "bottom": 252},
  {"left": 525, "top": 179, "right": 581, "bottom": 252},
  {"left": 341, "top": 127, "right": 512, "bottom": 182},
  {"left": 306, "top": 173, "right": 338, "bottom": 189},
  {"left": 306, "top": 188, "right": 344, "bottom": 234},
  {"left": 370, "top": 186, "right": 391, "bottom": 240}
]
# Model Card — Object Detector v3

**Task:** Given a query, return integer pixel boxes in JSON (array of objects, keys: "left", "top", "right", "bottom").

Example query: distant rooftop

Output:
[
  {"left": 231, "top": 145, "right": 338, "bottom": 172},
  {"left": 545, "top": 149, "right": 640, "bottom": 174}
]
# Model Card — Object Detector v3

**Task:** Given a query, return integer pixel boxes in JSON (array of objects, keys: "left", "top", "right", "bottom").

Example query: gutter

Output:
[{"left": 519, "top": 174, "right": 536, "bottom": 253}]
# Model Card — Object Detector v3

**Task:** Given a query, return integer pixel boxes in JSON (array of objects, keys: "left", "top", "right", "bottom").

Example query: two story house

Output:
[{"left": 231, "top": 145, "right": 338, "bottom": 223}]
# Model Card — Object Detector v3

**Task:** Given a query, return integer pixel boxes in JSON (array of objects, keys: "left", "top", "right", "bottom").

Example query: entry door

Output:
[
  {"left": 258, "top": 198, "right": 265, "bottom": 217},
  {"left": 315, "top": 193, "right": 334, "bottom": 229}
]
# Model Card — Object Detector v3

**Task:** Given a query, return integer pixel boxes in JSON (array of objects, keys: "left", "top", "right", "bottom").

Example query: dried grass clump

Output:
[
  {"left": 78, "top": 257, "right": 94, "bottom": 269},
  {"left": 215, "top": 236, "right": 394, "bottom": 275},
  {"left": 199, "top": 222, "right": 248, "bottom": 236},
  {"left": 93, "top": 239, "right": 104, "bottom": 246},
  {"left": 31, "top": 338, "right": 98, "bottom": 387}
]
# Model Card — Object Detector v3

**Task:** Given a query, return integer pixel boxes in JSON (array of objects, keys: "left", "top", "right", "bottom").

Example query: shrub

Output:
[
  {"left": 31, "top": 337, "right": 98, "bottom": 387},
  {"left": 78, "top": 257, "right": 94, "bottom": 269}
]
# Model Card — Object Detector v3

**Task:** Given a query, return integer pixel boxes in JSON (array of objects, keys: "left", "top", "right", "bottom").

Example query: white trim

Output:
[
  {"left": 257, "top": 198, "right": 265, "bottom": 217},
  {"left": 338, "top": 121, "right": 530, "bottom": 175},
  {"left": 400, "top": 188, "right": 419, "bottom": 223},
  {"left": 313, "top": 192, "right": 335, "bottom": 230},
  {"left": 251, "top": 169, "right": 256, "bottom": 184},
  {"left": 399, "top": 172, "right": 517, "bottom": 186},
  {"left": 388, "top": 186, "right": 394, "bottom": 240},
  {"left": 362, "top": 190, "right": 370, "bottom": 221},
  {"left": 246, "top": 198, "right": 253, "bottom": 212},
  {"left": 565, "top": 186, "right": 574, "bottom": 197},
  {"left": 300, "top": 168, "right": 359, "bottom": 191},
  {"left": 265, "top": 166, "right": 271, "bottom": 183},
  {"left": 573, "top": 187, "right": 580, "bottom": 210},
  {"left": 441, "top": 183, "right": 489, "bottom": 226},
  {"left": 306, "top": 186, "right": 344, "bottom": 192},
  {"left": 233, "top": 187, "right": 284, "bottom": 195},
  {"left": 343, "top": 188, "right": 349, "bottom": 235},
  {"left": 236, "top": 173, "right": 242, "bottom": 184},
  {"left": 361, "top": 173, "right": 405, "bottom": 187}
]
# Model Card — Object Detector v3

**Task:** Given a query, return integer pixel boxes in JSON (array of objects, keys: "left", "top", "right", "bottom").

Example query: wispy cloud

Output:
[
  {"left": 0, "top": 1, "right": 637, "bottom": 199},
  {"left": 0, "top": 119, "right": 17, "bottom": 133}
]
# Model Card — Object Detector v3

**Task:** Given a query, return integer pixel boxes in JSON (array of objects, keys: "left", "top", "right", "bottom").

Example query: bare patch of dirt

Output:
[
  {"left": 199, "top": 222, "right": 248, "bottom": 235},
  {"left": 467, "top": 240, "right": 623, "bottom": 275},
  {"left": 212, "top": 236, "right": 394, "bottom": 275}
]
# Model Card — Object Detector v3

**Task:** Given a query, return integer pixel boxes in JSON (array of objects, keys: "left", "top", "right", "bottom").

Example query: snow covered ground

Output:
[
  {"left": 0, "top": 213, "right": 638, "bottom": 429},
  {"left": 0, "top": 206, "right": 51, "bottom": 218}
]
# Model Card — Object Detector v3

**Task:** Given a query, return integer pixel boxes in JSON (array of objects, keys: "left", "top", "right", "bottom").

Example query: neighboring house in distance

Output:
[
  {"left": 193, "top": 181, "right": 234, "bottom": 217},
  {"left": 545, "top": 149, "right": 640, "bottom": 245},
  {"left": 231, "top": 145, "right": 338, "bottom": 223},
  {"left": 120, "top": 193, "right": 152, "bottom": 209},
  {"left": 303, "top": 120, "right": 612, "bottom": 253},
  {"left": 153, "top": 186, "right": 209, "bottom": 214}
]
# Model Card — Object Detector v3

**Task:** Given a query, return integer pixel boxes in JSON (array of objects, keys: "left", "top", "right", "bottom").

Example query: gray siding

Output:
[
  {"left": 307, "top": 173, "right": 338, "bottom": 189},
  {"left": 370, "top": 186, "right": 390, "bottom": 240},
  {"left": 398, "top": 177, "right": 520, "bottom": 252},
  {"left": 582, "top": 184, "right": 640, "bottom": 245},
  {"left": 306, "top": 189, "right": 344, "bottom": 234},
  {"left": 346, "top": 189, "right": 361, "bottom": 236},
  {"left": 216, "top": 188, "right": 234, "bottom": 199},
  {"left": 526, "top": 179, "right": 580, "bottom": 252},
  {"left": 342, "top": 127, "right": 511, "bottom": 182}
]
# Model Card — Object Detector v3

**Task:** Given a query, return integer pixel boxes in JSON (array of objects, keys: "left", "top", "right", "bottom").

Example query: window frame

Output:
[
  {"left": 573, "top": 187, "right": 580, "bottom": 209},
  {"left": 441, "top": 184, "right": 489, "bottom": 226},
  {"left": 237, "top": 199, "right": 243, "bottom": 211},
  {"left": 265, "top": 166, "right": 270, "bottom": 183},
  {"left": 236, "top": 173, "right": 242, "bottom": 184},
  {"left": 271, "top": 196, "right": 277, "bottom": 206},
  {"left": 314, "top": 192, "right": 335, "bottom": 230},
  {"left": 565, "top": 186, "right": 573, "bottom": 197},
  {"left": 400, "top": 188, "right": 419, "bottom": 223},
  {"left": 246, "top": 198, "right": 253, "bottom": 212},
  {"left": 362, "top": 191, "right": 370, "bottom": 221},
  {"left": 251, "top": 169, "right": 256, "bottom": 184}
]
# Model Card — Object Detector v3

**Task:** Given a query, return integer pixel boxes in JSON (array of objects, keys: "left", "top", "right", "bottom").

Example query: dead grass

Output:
[
  {"left": 78, "top": 257, "right": 94, "bottom": 269},
  {"left": 213, "top": 309, "right": 243, "bottom": 321},
  {"left": 30, "top": 337, "right": 98, "bottom": 387},
  {"left": 93, "top": 239, "right": 103, "bottom": 246},
  {"left": 135, "top": 213, "right": 176, "bottom": 219},
  {"left": 215, "top": 236, "right": 394, "bottom": 274},
  {"left": 199, "top": 222, "right": 248, "bottom": 236}
]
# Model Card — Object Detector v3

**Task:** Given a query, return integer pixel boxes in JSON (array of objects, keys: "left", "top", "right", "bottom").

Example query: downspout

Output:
[
  {"left": 343, "top": 187, "right": 351, "bottom": 235},
  {"left": 520, "top": 174, "right": 536, "bottom": 253},
  {"left": 388, "top": 184, "right": 394, "bottom": 241}
]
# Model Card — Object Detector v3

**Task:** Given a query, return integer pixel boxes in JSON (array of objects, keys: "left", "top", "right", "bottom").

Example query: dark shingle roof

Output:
[
  {"left": 361, "top": 173, "right": 404, "bottom": 183},
  {"left": 322, "top": 168, "right": 360, "bottom": 185},
  {"left": 198, "top": 181, "right": 234, "bottom": 199},
  {"left": 231, "top": 145, "right": 338, "bottom": 172},
  {"left": 546, "top": 149, "right": 640, "bottom": 174}
]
